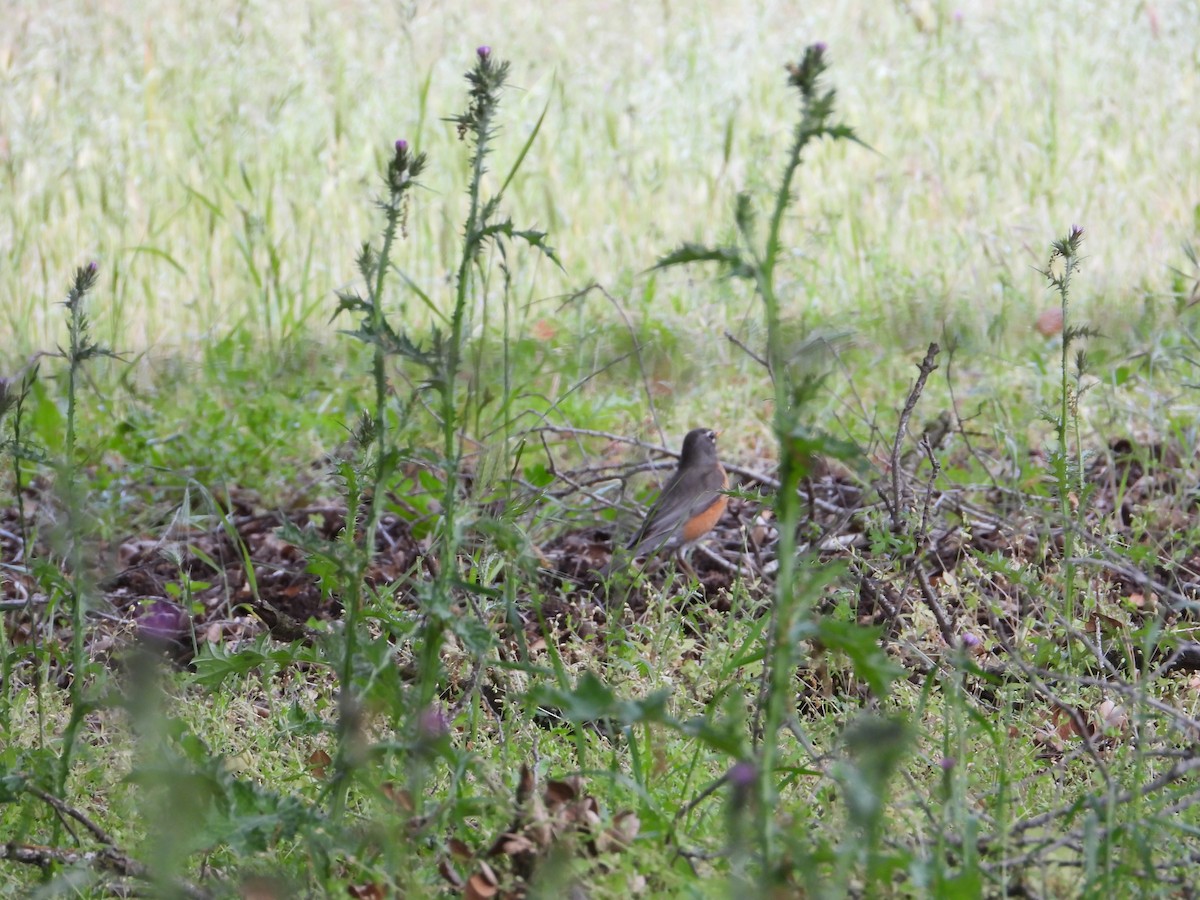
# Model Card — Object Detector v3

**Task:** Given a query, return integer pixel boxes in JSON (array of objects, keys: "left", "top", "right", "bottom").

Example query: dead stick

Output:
[{"left": 889, "top": 343, "right": 940, "bottom": 532}]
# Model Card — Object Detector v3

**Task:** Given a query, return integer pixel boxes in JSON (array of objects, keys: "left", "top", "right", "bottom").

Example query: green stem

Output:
[
  {"left": 426, "top": 80, "right": 495, "bottom": 710},
  {"left": 1057, "top": 248, "right": 1076, "bottom": 640},
  {"left": 56, "top": 293, "right": 87, "bottom": 802},
  {"left": 754, "top": 113, "right": 812, "bottom": 875}
]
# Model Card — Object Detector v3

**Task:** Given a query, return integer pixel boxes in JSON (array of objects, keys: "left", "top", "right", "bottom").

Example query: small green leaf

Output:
[
  {"left": 529, "top": 671, "right": 672, "bottom": 727},
  {"left": 816, "top": 618, "right": 903, "bottom": 698}
]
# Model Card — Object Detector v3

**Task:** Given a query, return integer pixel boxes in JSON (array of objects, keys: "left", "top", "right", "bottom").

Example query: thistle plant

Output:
[
  {"left": 321, "top": 137, "right": 427, "bottom": 814},
  {"left": 51, "top": 262, "right": 119, "bottom": 800},
  {"left": 414, "top": 45, "right": 558, "bottom": 715},
  {"left": 657, "top": 44, "right": 904, "bottom": 883},
  {"left": 1041, "top": 226, "right": 1091, "bottom": 642},
  {"left": 316, "top": 46, "right": 557, "bottom": 816}
]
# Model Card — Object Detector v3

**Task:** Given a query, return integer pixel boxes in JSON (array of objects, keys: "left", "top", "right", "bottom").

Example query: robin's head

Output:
[{"left": 680, "top": 428, "right": 721, "bottom": 465}]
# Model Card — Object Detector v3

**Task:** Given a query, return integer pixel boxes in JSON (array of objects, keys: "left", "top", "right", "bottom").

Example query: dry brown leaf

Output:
[
  {"left": 582, "top": 796, "right": 602, "bottom": 829},
  {"left": 439, "top": 858, "right": 465, "bottom": 889},
  {"left": 498, "top": 833, "right": 537, "bottom": 855},
  {"left": 306, "top": 749, "right": 332, "bottom": 779},
  {"left": 447, "top": 837, "right": 473, "bottom": 860},
  {"left": 611, "top": 810, "right": 640, "bottom": 845},
  {"left": 381, "top": 782, "right": 414, "bottom": 812},
  {"left": 239, "top": 876, "right": 289, "bottom": 900},
  {"left": 517, "top": 765, "right": 536, "bottom": 804},
  {"left": 1097, "top": 699, "right": 1129, "bottom": 733},
  {"left": 545, "top": 779, "right": 578, "bottom": 807},
  {"left": 465, "top": 862, "right": 500, "bottom": 900},
  {"left": 1053, "top": 705, "right": 1093, "bottom": 741}
]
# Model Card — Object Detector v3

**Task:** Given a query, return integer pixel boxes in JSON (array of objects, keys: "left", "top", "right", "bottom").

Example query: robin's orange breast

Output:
[{"left": 680, "top": 466, "right": 728, "bottom": 543}]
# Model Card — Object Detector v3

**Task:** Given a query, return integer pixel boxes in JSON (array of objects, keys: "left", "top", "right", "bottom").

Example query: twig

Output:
[
  {"left": 1065, "top": 554, "right": 1200, "bottom": 613},
  {"left": 912, "top": 562, "right": 955, "bottom": 646},
  {"left": 889, "top": 342, "right": 940, "bottom": 532},
  {"left": 980, "top": 754, "right": 1200, "bottom": 868},
  {"left": 3, "top": 787, "right": 213, "bottom": 899},
  {"left": 26, "top": 784, "right": 115, "bottom": 846},
  {"left": 673, "top": 771, "right": 730, "bottom": 823},
  {"left": 858, "top": 572, "right": 900, "bottom": 620},
  {"left": 724, "top": 330, "right": 769, "bottom": 369}
]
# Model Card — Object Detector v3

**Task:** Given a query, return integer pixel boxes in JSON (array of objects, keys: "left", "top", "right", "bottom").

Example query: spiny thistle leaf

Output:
[{"left": 654, "top": 243, "right": 755, "bottom": 279}]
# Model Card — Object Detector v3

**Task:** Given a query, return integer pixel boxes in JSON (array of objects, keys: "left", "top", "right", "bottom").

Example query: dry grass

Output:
[{"left": 3, "top": 0, "right": 1197, "bottom": 356}]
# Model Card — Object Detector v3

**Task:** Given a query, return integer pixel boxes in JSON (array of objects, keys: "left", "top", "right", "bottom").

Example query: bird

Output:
[{"left": 609, "top": 428, "right": 729, "bottom": 577}]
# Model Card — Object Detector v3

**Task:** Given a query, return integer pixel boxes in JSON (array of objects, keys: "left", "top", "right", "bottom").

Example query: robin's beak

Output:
[{"left": 713, "top": 429, "right": 723, "bottom": 438}]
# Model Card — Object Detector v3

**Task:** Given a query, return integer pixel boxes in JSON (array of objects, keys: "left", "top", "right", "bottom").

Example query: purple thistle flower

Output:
[
  {"left": 477, "top": 45, "right": 491, "bottom": 60},
  {"left": 939, "top": 756, "right": 956, "bottom": 772},
  {"left": 727, "top": 760, "right": 757, "bottom": 811},
  {"left": 727, "top": 760, "right": 757, "bottom": 788},
  {"left": 137, "top": 600, "right": 190, "bottom": 643},
  {"left": 416, "top": 703, "right": 450, "bottom": 742},
  {"left": 961, "top": 632, "right": 982, "bottom": 650},
  {"left": 814, "top": 42, "right": 827, "bottom": 54},
  {"left": 395, "top": 139, "right": 408, "bottom": 153},
  {"left": 87, "top": 261, "right": 98, "bottom": 274}
]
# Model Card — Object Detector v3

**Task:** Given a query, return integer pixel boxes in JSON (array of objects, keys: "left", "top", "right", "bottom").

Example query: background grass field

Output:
[{"left": 4, "top": 0, "right": 1200, "bottom": 896}]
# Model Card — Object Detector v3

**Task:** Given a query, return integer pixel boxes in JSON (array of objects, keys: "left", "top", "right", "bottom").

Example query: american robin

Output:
[{"left": 612, "top": 428, "right": 729, "bottom": 574}]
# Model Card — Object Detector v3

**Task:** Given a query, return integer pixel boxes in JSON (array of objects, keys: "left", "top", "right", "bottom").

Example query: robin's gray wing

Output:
[
  {"left": 626, "top": 469, "right": 688, "bottom": 550},
  {"left": 681, "top": 465, "right": 728, "bottom": 520},
  {"left": 628, "top": 465, "right": 725, "bottom": 551}
]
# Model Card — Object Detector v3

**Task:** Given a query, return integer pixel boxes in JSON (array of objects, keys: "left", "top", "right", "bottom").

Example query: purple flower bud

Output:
[
  {"left": 137, "top": 600, "right": 189, "bottom": 643},
  {"left": 814, "top": 42, "right": 827, "bottom": 55},
  {"left": 395, "top": 139, "right": 408, "bottom": 153},
  {"left": 477, "top": 45, "right": 491, "bottom": 60},
  {"left": 939, "top": 756, "right": 956, "bottom": 772},
  {"left": 727, "top": 760, "right": 757, "bottom": 811},
  {"left": 87, "top": 261, "right": 98, "bottom": 274},
  {"left": 1069, "top": 224, "right": 1084, "bottom": 241},
  {"left": 961, "top": 632, "right": 982, "bottom": 649},
  {"left": 416, "top": 704, "right": 450, "bottom": 742},
  {"left": 727, "top": 760, "right": 757, "bottom": 789}
]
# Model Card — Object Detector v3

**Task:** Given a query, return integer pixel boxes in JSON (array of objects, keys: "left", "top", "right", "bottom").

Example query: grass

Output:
[
  {"left": 5, "top": 1, "right": 1198, "bottom": 361},
  {"left": 4, "top": 0, "right": 1200, "bottom": 897}
]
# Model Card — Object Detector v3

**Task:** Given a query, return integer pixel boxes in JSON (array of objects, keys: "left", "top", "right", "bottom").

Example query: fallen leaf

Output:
[
  {"left": 306, "top": 749, "right": 332, "bottom": 779},
  {"left": 1097, "top": 699, "right": 1129, "bottom": 733},
  {"left": 381, "top": 782, "right": 413, "bottom": 812},
  {"left": 465, "top": 862, "right": 499, "bottom": 900},
  {"left": 545, "top": 779, "right": 578, "bottom": 807},
  {"left": 438, "top": 859, "right": 464, "bottom": 889}
]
